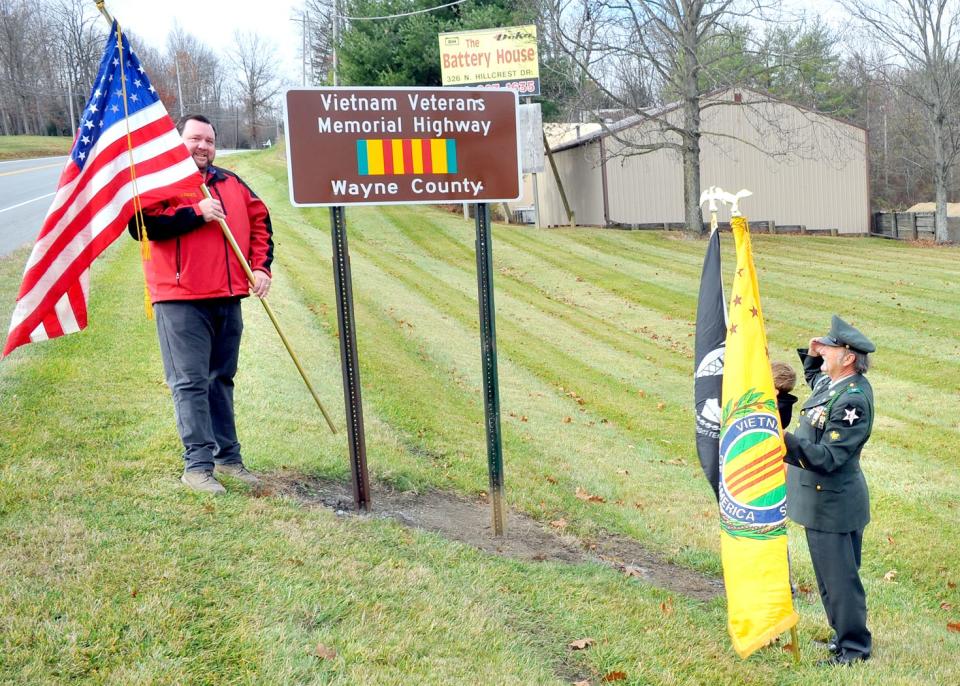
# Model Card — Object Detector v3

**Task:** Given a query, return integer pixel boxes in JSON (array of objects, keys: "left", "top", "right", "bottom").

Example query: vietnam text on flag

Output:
[
  {"left": 2, "top": 20, "right": 202, "bottom": 357},
  {"left": 719, "top": 215, "right": 798, "bottom": 658}
]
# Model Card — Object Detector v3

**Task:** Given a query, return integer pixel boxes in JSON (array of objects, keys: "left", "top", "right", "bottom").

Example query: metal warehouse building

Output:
[{"left": 533, "top": 89, "right": 869, "bottom": 233}]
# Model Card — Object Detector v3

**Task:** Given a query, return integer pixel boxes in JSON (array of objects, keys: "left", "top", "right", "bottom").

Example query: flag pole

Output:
[
  {"left": 94, "top": 0, "right": 112, "bottom": 23},
  {"left": 201, "top": 184, "right": 338, "bottom": 434}
]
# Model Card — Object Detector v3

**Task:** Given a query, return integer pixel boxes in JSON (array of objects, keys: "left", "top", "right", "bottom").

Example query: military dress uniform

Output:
[{"left": 783, "top": 316, "right": 876, "bottom": 664}]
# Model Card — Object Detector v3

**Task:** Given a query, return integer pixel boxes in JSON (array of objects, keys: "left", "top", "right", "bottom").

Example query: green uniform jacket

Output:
[{"left": 784, "top": 349, "right": 873, "bottom": 533}]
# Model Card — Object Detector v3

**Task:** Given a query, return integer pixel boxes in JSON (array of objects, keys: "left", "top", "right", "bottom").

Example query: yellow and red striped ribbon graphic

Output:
[{"left": 356, "top": 139, "right": 458, "bottom": 175}]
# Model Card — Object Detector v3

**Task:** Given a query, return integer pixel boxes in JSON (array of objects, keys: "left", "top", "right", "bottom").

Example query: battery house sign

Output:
[{"left": 285, "top": 87, "right": 521, "bottom": 206}]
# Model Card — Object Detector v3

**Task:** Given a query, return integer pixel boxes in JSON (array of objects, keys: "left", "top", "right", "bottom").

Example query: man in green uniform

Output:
[{"left": 783, "top": 315, "right": 875, "bottom": 666}]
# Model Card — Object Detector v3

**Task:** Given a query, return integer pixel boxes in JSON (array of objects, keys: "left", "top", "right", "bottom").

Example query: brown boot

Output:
[
  {"left": 214, "top": 463, "right": 261, "bottom": 485},
  {"left": 181, "top": 470, "right": 226, "bottom": 495}
]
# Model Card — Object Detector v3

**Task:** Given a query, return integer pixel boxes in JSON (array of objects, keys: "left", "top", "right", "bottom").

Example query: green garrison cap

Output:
[{"left": 815, "top": 315, "right": 876, "bottom": 354}]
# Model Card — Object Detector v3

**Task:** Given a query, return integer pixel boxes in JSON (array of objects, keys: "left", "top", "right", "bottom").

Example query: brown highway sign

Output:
[{"left": 284, "top": 87, "right": 522, "bottom": 206}]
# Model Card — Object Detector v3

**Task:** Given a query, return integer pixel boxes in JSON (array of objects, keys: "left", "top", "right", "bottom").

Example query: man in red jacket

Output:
[{"left": 132, "top": 114, "right": 274, "bottom": 494}]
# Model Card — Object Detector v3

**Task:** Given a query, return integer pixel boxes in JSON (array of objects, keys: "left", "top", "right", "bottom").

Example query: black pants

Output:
[
  {"left": 806, "top": 527, "right": 872, "bottom": 659},
  {"left": 155, "top": 299, "right": 244, "bottom": 473}
]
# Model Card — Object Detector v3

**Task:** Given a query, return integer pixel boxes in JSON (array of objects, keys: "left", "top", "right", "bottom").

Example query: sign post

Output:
[
  {"left": 330, "top": 205, "right": 369, "bottom": 510},
  {"left": 285, "top": 87, "right": 521, "bottom": 527},
  {"left": 474, "top": 202, "right": 505, "bottom": 534}
]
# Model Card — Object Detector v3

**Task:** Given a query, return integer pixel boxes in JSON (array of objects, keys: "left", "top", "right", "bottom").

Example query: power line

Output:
[{"left": 339, "top": 0, "right": 467, "bottom": 22}]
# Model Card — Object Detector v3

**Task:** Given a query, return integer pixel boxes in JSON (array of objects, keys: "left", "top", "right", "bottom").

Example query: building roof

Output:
[
  {"left": 905, "top": 202, "right": 960, "bottom": 216},
  {"left": 548, "top": 87, "right": 865, "bottom": 153}
]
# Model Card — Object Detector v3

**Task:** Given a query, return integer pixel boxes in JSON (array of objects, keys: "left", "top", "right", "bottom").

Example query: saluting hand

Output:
[{"left": 807, "top": 338, "right": 823, "bottom": 357}]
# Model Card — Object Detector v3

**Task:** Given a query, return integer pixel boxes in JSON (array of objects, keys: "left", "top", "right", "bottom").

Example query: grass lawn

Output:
[
  {"left": 1, "top": 146, "right": 957, "bottom": 685},
  {"left": 0, "top": 135, "right": 72, "bottom": 160}
]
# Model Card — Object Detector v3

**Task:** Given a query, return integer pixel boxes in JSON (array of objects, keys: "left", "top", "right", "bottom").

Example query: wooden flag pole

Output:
[
  {"left": 202, "top": 185, "right": 338, "bottom": 434},
  {"left": 94, "top": 1, "right": 113, "bottom": 23}
]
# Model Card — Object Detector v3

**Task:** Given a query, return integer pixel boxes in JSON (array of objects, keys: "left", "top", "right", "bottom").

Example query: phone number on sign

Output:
[{"left": 473, "top": 79, "right": 540, "bottom": 94}]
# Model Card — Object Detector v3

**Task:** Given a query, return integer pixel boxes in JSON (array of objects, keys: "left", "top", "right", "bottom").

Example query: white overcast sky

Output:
[
  {"left": 101, "top": 0, "right": 855, "bottom": 90},
  {"left": 105, "top": 0, "right": 304, "bottom": 85}
]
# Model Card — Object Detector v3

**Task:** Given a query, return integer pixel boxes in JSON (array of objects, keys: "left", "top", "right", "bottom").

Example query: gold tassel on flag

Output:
[{"left": 110, "top": 17, "right": 154, "bottom": 320}]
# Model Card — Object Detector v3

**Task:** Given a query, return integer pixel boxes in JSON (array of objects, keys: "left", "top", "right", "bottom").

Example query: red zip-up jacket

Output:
[{"left": 130, "top": 165, "right": 273, "bottom": 303}]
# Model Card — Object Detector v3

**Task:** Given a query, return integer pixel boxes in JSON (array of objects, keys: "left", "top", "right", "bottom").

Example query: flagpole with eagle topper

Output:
[{"left": 696, "top": 188, "right": 801, "bottom": 662}]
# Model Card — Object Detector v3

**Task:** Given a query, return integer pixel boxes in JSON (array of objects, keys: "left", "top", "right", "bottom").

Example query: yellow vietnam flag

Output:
[{"left": 719, "top": 216, "right": 798, "bottom": 658}]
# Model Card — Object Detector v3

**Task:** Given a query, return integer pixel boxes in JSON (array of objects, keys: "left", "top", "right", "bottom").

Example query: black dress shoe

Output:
[
  {"left": 811, "top": 638, "right": 840, "bottom": 655},
  {"left": 816, "top": 653, "right": 869, "bottom": 667}
]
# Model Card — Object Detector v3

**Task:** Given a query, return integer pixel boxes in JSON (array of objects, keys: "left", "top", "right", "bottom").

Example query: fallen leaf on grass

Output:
[
  {"left": 949, "top": 581, "right": 957, "bottom": 589},
  {"left": 781, "top": 643, "right": 795, "bottom": 653},
  {"left": 660, "top": 598, "right": 674, "bottom": 616},
  {"left": 575, "top": 487, "right": 605, "bottom": 503},
  {"left": 797, "top": 583, "right": 813, "bottom": 594},
  {"left": 623, "top": 565, "right": 645, "bottom": 579},
  {"left": 941, "top": 602, "right": 953, "bottom": 611},
  {"left": 948, "top": 622, "right": 960, "bottom": 633},
  {"left": 521, "top": 415, "right": 528, "bottom": 422},
  {"left": 616, "top": 469, "right": 630, "bottom": 476},
  {"left": 563, "top": 416, "right": 573, "bottom": 424},
  {"left": 550, "top": 518, "right": 568, "bottom": 530},
  {"left": 130, "top": 587, "right": 138, "bottom": 598},
  {"left": 886, "top": 535, "right": 895, "bottom": 545},
  {"left": 311, "top": 643, "right": 337, "bottom": 660},
  {"left": 568, "top": 638, "right": 595, "bottom": 651},
  {"left": 637, "top": 389, "right": 646, "bottom": 397},
  {"left": 883, "top": 570, "right": 898, "bottom": 582},
  {"left": 657, "top": 402, "right": 666, "bottom": 410},
  {"left": 602, "top": 671, "right": 627, "bottom": 682},
  {"left": 546, "top": 475, "right": 558, "bottom": 484}
]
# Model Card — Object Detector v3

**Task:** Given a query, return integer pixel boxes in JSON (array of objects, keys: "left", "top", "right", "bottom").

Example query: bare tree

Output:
[
  {"left": 542, "top": 0, "right": 793, "bottom": 235},
  {"left": 229, "top": 30, "right": 282, "bottom": 146},
  {"left": 50, "top": 0, "right": 102, "bottom": 132},
  {"left": 166, "top": 24, "right": 225, "bottom": 118},
  {"left": 844, "top": 0, "right": 960, "bottom": 243},
  {"left": 0, "top": 0, "right": 42, "bottom": 134},
  {"left": 301, "top": 0, "right": 336, "bottom": 86}
]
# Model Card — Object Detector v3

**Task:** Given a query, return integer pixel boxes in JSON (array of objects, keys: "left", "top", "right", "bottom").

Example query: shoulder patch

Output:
[{"left": 840, "top": 405, "right": 863, "bottom": 426}]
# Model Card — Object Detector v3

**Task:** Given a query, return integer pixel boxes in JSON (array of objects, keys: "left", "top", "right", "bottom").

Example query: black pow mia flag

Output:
[{"left": 694, "top": 227, "right": 726, "bottom": 501}]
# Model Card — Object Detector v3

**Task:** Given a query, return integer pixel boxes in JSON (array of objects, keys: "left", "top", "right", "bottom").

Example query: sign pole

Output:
[
  {"left": 330, "top": 206, "right": 370, "bottom": 511},
  {"left": 474, "top": 202, "right": 505, "bottom": 536}
]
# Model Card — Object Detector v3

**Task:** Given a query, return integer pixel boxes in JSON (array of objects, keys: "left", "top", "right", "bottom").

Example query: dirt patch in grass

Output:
[{"left": 260, "top": 472, "right": 722, "bottom": 602}]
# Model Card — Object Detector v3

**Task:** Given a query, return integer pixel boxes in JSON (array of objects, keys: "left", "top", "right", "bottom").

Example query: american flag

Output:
[{"left": 2, "top": 21, "right": 202, "bottom": 357}]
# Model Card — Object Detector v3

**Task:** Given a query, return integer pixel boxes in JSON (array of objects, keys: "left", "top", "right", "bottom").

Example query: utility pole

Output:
[
  {"left": 175, "top": 55, "right": 185, "bottom": 118},
  {"left": 291, "top": 10, "right": 313, "bottom": 87},
  {"left": 66, "top": 77, "right": 77, "bottom": 133},
  {"left": 332, "top": 0, "right": 339, "bottom": 86}
]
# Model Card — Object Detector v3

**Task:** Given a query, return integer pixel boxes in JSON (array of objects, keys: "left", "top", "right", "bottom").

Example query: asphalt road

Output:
[
  {"left": 0, "top": 155, "right": 67, "bottom": 258},
  {"left": 0, "top": 150, "right": 247, "bottom": 259}
]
